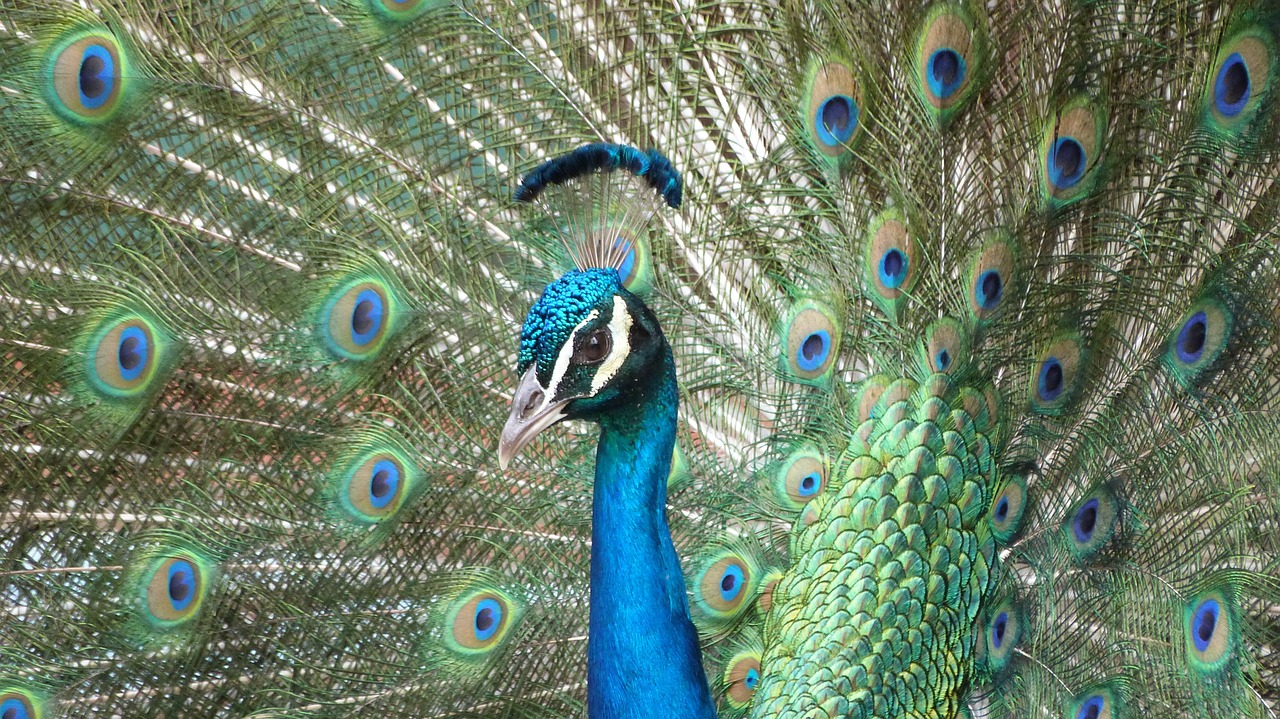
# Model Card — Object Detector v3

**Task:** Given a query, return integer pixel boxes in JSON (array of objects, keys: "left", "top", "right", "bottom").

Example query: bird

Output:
[{"left": 1, "top": 0, "right": 1279, "bottom": 717}]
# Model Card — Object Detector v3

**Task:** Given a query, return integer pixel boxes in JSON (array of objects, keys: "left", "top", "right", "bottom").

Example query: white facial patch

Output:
[
  {"left": 590, "top": 296, "right": 633, "bottom": 393},
  {"left": 545, "top": 309, "right": 599, "bottom": 402}
]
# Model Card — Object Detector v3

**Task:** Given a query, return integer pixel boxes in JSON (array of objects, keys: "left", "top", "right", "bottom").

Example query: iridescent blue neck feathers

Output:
[{"left": 588, "top": 347, "right": 716, "bottom": 719}]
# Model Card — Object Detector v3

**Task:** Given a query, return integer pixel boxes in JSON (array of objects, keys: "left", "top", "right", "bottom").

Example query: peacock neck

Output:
[{"left": 588, "top": 346, "right": 715, "bottom": 719}]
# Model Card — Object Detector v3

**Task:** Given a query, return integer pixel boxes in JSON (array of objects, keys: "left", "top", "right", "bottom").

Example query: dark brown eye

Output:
[{"left": 574, "top": 329, "right": 611, "bottom": 364}]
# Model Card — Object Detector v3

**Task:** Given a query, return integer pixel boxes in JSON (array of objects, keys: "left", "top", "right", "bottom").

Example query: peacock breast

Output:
[{"left": 751, "top": 374, "right": 1000, "bottom": 718}]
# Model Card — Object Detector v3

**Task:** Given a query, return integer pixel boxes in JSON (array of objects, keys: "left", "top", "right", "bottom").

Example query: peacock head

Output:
[{"left": 498, "top": 268, "right": 666, "bottom": 469}]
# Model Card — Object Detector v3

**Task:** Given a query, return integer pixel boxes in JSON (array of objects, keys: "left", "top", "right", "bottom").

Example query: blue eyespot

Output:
[
  {"left": 975, "top": 269, "right": 1003, "bottom": 310},
  {"left": 167, "top": 559, "right": 197, "bottom": 612},
  {"left": 89, "top": 315, "right": 166, "bottom": 398},
  {"left": 445, "top": 585, "right": 514, "bottom": 652},
  {"left": 77, "top": 43, "right": 116, "bottom": 109},
  {"left": 1214, "top": 53, "right": 1251, "bottom": 117},
  {"left": 49, "top": 31, "right": 130, "bottom": 124},
  {"left": 473, "top": 598, "right": 503, "bottom": 642},
  {"left": 699, "top": 553, "right": 755, "bottom": 618},
  {"left": 815, "top": 95, "right": 858, "bottom": 146},
  {"left": 784, "top": 302, "right": 840, "bottom": 383},
  {"left": 1037, "top": 357, "right": 1064, "bottom": 401},
  {"left": 1032, "top": 336, "right": 1083, "bottom": 411},
  {"left": 116, "top": 325, "right": 149, "bottom": 381},
  {"left": 1192, "top": 598, "right": 1220, "bottom": 653},
  {"left": 323, "top": 279, "right": 395, "bottom": 360},
  {"left": 777, "top": 448, "right": 827, "bottom": 508},
  {"left": 725, "top": 653, "right": 764, "bottom": 707},
  {"left": 0, "top": 695, "right": 33, "bottom": 719},
  {"left": 350, "top": 289, "right": 385, "bottom": 347},
  {"left": 1176, "top": 311, "right": 1208, "bottom": 364},
  {"left": 991, "top": 477, "right": 1028, "bottom": 545},
  {"left": 449, "top": 589, "right": 519, "bottom": 654},
  {"left": 866, "top": 214, "right": 914, "bottom": 304},
  {"left": 984, "top": 601, "right": 1021, "bottom": 672},
  {"left": 1072, "top": 498, "right": 1099, "bottom": 544},
  {"left": 719, "top": 563, "right": 746, "bottom": 603},
  {"left": 927, "top": 48, "right": 966, "bottom": 100},
  {"left": 879, "top": 249, "right": 908, "bottom": 289},
  {"left": 991, "top": 611, "right": 1008, "bottom": 649},
  {"left": 806, "top": 62, "right": 860, "bottom": 157},
  {"left": 1047, "top": 137, "right": 1086, "bottom": 189},
  {"left": 795, "top": 330, "right": 831, "bottom": 372},
  {"left": 1184, "top": 590, "right": 1234, "bottom": 671},
  {"left": 368, "top": 459, "right": 400, "bottom": 509},
  {"left": 143, "top": 554, "right": 208, "bottom": 627},
  {"left": 1076, "top": 695, "right": 1104, "bottom": 719},
  {"left": 1063, "top": 489, "right": 1118, "bottom": 562},
  {"left": 1165, "top": 300, "right": 1232, "bottom": 384},
  {"left": 924, "top": 319, "right": 966, "bottom": 377},
  {"left": 340, "top": 452, "right": 412, "bottom": 523},
  {"left": 797, "top": 472, "right": 821, "bottom": 498}
]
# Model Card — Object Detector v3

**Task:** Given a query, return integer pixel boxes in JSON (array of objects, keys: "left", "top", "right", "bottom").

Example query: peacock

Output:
[{"left": 2, "top": 0, "right": 1279, "bottom": 716}]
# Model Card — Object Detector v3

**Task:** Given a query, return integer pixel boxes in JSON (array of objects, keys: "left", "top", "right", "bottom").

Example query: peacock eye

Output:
[
  {"left": 447, "top": 588, "right": 521, "bottom": 656},
  {"left": 723, "top": 651, "right": 763, "bottom": 708},
  {"left": 142, "top": 554, "right": 207, "bottom": 627},
  {"left": 0, "top": 690, "right": 38, "bottom": 719},
  {"left": 574, "top": 329, "right": 611, "bottom": 365}
]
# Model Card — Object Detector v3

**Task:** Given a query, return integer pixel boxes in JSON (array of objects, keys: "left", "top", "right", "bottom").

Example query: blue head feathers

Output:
[{"left": 518, "top": 268, "right": 622, "bottom": 384}]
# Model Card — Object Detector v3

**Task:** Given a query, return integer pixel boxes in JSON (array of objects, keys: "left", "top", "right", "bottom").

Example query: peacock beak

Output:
[{"left": 498, "top": 367, "right": 569, "bottom": 470}]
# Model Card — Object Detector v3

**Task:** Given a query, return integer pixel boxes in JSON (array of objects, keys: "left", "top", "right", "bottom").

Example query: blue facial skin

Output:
[{"left": 519, "top": 269, "right": 716, "bottom": 718}]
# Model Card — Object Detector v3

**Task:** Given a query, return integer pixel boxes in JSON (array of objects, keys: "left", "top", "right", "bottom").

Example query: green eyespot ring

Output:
[{"left": 46, "top": 28, "right": 129, "bottom": 124}]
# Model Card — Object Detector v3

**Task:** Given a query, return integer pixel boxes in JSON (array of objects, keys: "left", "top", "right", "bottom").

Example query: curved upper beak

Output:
[{"left": 498, "top": 367, "right": 570, "bottom": 470}]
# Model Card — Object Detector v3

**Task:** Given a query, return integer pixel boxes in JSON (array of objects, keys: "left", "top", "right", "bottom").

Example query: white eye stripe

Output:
[
  {"left": 545, "top": 309, "right": 599, "bottom": 401},
  {"left": 591, "top": 296, "right": 632, "bottom": 393},
  {"left": 540, "top": 298, "right": 634, "bottom": 403}
]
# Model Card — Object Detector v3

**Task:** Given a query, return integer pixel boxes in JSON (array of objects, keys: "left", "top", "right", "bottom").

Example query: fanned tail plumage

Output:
[{"left": 2, "top": 0, "right": 1279, "bottom": 718}]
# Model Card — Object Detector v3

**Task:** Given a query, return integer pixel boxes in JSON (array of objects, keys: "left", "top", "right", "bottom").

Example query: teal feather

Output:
[{"left": 2, "top": 0, "right": 1279, "bottom": 717}]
